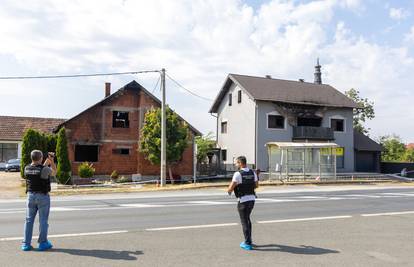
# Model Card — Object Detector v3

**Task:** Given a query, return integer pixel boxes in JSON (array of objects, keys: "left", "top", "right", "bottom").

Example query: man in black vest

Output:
[
  {"left": 227, "top": 156, "right": 258, "bottom": 250},
  {"left": 22, "top": 150, "right": 56, "bottom": 251}
]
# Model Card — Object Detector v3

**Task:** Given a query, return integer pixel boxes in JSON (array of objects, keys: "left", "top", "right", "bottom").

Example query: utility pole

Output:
[{"left": 160, "top": 68, "right": 167, "bottom": 187}]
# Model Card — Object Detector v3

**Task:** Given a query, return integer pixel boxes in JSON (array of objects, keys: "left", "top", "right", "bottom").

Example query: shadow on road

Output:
[
  {"left": 253, "top": 244, "right": 339, "bottom": 255},
  {"left": 49, "top": 248, "right": 143, "bottom": 260}
]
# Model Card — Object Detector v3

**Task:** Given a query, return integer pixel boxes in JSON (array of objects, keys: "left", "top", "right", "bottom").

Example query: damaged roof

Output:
[
  {"left": 209, "top": 74, "right": 359, "bottom": 113},
  {"left": 56, "top": 80, "right": 202, "bottom": 136}
]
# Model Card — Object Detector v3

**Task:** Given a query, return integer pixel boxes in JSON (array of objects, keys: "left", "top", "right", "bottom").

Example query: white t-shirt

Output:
[{"left": 232, "top": 167, "right": 258, "bottom": 203}]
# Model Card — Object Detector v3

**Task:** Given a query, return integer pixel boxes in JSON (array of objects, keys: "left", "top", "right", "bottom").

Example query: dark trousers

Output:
[{"left": 237, "top": 200, "right": 255, "bottom": 245}]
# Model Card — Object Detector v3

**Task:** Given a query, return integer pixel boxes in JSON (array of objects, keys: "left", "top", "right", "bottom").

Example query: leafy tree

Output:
[
  {"left": 345, "top": 88, "right": 375, "bottom": 135},
  {"left": 20, "top": 129, "right": 48, "bottom": 178},
  {"left": 379, "top": 135, "right": 406, "bottom": 162},
  {"left": 195, "top": 132, "right": 216, "bottom": 163},
  {"left": 140, "top": 107, "right": 189, "bottom": 179},
  {"left": 403, "top": 148, "right": 414, "bottom": 163},
  {"left": 56, "top": 127, "right": 71, "bottom": 184}
]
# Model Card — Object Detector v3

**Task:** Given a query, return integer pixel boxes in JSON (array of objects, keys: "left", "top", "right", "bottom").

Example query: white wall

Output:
[{"left": 216, "top": 83, "right": 256, "bottom": 166}]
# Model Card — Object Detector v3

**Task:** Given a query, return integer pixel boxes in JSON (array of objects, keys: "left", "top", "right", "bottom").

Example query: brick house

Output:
[{"left": 55, "top": 80, "right": 201, "bottom": 178}]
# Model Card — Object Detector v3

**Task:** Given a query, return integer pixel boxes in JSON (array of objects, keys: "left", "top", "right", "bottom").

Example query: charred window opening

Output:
[
  {"left": 331, "top": 118, "right": 344, "bottom": 132},
  {"left": 297, "top": 117, "right": 322, "bottom": 127},
  {"left": 112, "top": 148, "right": 130, "bottom": 155},
  {"left": 268, "top": 115, "right": 285, "bottom": 129},
  {"left": 113, "top": 111, "right": 130, "bottom": 128},
  {"left": 75, "top": 145, "right": 98, "bottom": 162}
]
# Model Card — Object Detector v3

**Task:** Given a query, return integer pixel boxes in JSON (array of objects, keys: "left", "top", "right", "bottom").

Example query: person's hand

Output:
[{"left": 227, "top": 191, "right": 232, "bottom": 196}]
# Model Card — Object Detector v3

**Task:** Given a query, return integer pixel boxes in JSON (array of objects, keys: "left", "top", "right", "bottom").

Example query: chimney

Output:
[
  {"left": 314, "top": 58, "right": 322, "bottom": 84},
  {"left": 105, "top": 82, "right": 111, "bottom": 97},
  {"left": 265, "top": 75, "right": 272, "bottom": 79}
]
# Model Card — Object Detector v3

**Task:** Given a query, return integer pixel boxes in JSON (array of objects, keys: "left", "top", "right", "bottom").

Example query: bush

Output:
[
  {"left": 78, "top": 162, "right": 95, "bottom": 178},
  {"left": 21, "top": 129, "right": 56, "bottom": 178},
  {"left": 116, "top": 176, "right": 131, "bottom": 183},
  {"left": 56, "top": 127, "right": 71, "bottom": 184},
  {"left": 110, "top": 170, "right": 119, "bottom": 180}
]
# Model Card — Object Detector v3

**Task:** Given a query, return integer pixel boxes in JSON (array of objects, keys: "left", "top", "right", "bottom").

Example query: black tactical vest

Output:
[
  {"left": 24, "top": 165, "right": 51, "bottom": 194},
  {"left": 234, "top": 169, "right": 256, "bottom": 198}
]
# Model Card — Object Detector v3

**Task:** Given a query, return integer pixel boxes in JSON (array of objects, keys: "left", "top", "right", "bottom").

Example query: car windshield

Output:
[{"left": 7, "top": 159, "right": 20, "bottom": 164}]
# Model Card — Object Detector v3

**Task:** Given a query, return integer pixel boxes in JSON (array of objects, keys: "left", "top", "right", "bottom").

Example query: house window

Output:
[
  {"left": 237, "top": 90, "right": 242, "bottom": 103},
  {"left": 331, "top": 118, "right": 344, "bottom": 132},
  {"left": 112, "top": 148, "right": 130, "bottom": 155},
  {"left": 221, "top": 149, "right": 227, "bottom": 161},
  {"left": 228, "top": 94, "right": 232, "bottom": 106},
  {"left": 113, "top": 111, "right": 130, "bottom": 128},
  {"left": 0, "top": 143, "right": 18, "bottom": 162},
  {"left": 75, "top": 145, "right": 98, "bottom": 162},
  {"left": 268, "top": 115, "right": 285, "bottom": 129},
  {"left": 221, "top": 121, "right": 228, "bottom": 134}
]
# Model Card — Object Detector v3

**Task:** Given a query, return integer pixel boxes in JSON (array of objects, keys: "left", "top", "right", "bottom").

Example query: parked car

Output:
[
  {"left": 5, "top": 159, "right": 21, "bottom": 172},
  {"left": 0, "top": 162, "right": 6, "bottom": 171}
]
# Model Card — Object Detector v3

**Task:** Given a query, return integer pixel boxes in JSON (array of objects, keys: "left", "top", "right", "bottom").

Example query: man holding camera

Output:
[
  {"left": 21, "top": 150, "right": 56, "bottom": 251},
  {"left": 227, "top": 156, "right": 258, "bottom": 251}
]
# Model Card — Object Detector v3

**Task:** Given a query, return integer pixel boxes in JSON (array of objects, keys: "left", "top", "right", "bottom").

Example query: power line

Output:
[
  {"left": 165, "top": 73, "right": 213, "bottom": 102},
  {"left": 0, "top": 70, "right": 160, "bottom": 80},
  {"left": 151, "top": 76, "right": 161, "bottom": 94}
]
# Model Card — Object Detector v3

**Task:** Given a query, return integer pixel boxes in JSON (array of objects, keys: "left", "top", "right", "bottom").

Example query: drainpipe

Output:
[{"left": 254, "top": 102, "right": 258, "bottom": 170}]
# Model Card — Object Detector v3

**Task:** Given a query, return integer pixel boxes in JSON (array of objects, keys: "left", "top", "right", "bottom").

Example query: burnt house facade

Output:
[{"left": 56, "top": 81, "right": 201, "bottom": 177}]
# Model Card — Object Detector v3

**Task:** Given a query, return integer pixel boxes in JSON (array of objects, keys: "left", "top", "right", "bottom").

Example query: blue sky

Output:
[{"left": 0, "top": 0, "right": 413, "bottom": 142}]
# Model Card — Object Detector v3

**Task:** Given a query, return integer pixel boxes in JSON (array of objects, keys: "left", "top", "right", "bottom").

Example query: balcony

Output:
[{"left": 292, "top": 126, "right": 334, "bottom": 141}]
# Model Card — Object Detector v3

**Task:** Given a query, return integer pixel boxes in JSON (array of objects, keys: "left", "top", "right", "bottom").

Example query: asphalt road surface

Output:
[{"left": 0, "top": 184, "right": 413, "bottom": 266}]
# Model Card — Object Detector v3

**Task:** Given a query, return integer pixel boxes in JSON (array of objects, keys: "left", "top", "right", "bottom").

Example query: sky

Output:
[{"left": 0, "top": 0, "right": 413, "bottom": 142}]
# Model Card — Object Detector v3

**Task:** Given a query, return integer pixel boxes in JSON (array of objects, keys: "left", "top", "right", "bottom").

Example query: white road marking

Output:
[
  {"left": 361, "top": 211, "right": 414, "bottom": 217},
  {"left": 118, "top": 204, "right": 166, "bottom": 208},
  {"left": 380, "top": 193, "right": 414, "bottom": 197},
  {"left": 256, "top": 198, "right": 299, "bottom": 203},
  {"left": 342, "top": 194, "right": 381, "bottom": 198},
  {"left": 187, "top": 201, "right": 232, "bottom": 205},
  {"left": 0, "top": 230, "right": 129, "bottom": 242},
  {"left": 295, "top": 196, "right": 328, "bottom": 199},
  {"left": 51, "top": 207, "right": 81, "bottom": 211},
  {"left": 257, "top": 215, "right": 353, "bottom": 224},
  {"left": 146, "top": 223, "right": 238, "bottom": 231}
]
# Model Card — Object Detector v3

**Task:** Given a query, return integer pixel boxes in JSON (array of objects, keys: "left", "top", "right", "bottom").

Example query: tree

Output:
[
  {"left": 20, "top": 129, "right": 48, "bottom": 178},
  {"left": 345, "top": 88, "right": 375, "bottom": 135},
  {"left": 403, "top": 148, "right": 414, "bottom": 163},
  {"left": 56, "top": 127, "right": 71, "bottom": 184},
  {"left": 195, "top": 132, "right": 216, "bottom": 163},
  {"left": 140, "top": 107, "right": 189, "bottom": 179},
  {"left": 379, "top": 135, "right": 406, "bottom": 162}
]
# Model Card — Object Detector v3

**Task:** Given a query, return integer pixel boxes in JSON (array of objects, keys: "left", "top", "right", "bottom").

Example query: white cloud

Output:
[
  {"left": 404, "top": 26, "right": 414, "bottom": 43},
  {"left": 0, "top": 0, "right": 413, "bottom": 141},
  {"left": 389, "top": 7, "right": 410, "bottom": 21}
]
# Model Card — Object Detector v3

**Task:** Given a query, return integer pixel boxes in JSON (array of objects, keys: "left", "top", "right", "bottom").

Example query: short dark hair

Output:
[
  {"left": 236, "top": 156, "right": 247, "bottom": 165},
  {"left": 31, "top": 150, "right": 43, "bottom": 161}
]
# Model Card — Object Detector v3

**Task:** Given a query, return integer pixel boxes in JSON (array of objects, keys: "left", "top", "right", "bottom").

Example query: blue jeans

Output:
[{"left": 23, "top": 192, "right": 50, "bottom": 246}]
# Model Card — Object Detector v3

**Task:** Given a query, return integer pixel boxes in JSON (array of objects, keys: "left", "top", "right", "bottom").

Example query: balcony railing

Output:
[{"left": 293, "top": 126, "right": 334, "bottom": 140}]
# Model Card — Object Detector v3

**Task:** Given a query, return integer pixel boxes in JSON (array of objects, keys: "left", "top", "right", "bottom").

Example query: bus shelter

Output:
[{"left": 266, "top": 142, "right": 339, "bottom": 181}]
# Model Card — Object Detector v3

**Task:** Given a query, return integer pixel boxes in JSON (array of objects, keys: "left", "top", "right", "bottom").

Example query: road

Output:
[{"left": 0, "top": 184, "right": 413, "bottom": 266}]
